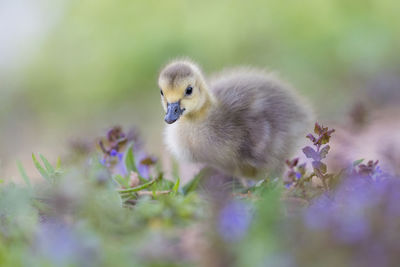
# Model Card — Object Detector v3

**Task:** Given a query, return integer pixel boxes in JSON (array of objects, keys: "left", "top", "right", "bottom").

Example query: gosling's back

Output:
[{"left": 205, "top": 68, "right": 312, "bottom": 177}]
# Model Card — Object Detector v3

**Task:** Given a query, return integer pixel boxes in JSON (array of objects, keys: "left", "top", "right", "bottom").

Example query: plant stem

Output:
[{"left": 117, "top": 178, "right": 157, "bottom": 194}]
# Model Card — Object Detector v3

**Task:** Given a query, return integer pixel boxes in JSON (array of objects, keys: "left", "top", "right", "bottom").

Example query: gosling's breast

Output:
[
  {"left": 164, "top": 118, "right": 233, "bottom": 168},
  {"left": 165, "top": 120, "right": 204, "bottom": 162}
]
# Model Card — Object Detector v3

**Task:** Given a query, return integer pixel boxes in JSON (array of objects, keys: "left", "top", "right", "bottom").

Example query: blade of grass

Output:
[
  {"left": 241, "top": 179, "right": 267, "bottom": 194},
  {"left": 182, "top": 168, "right": 207, "bottom": 195},
  {"left": 124, "top": 144, "right": 148, "bottom": 183},
  {"left": 56, "top": 157, "right": 62, "bottom": 169},
  {"left": 353, "top": 158, "right": 364, "bottom": 166},
  {"left": 32, "top": 153, "right": 50, "bottom": 181},
  {"left": 39, "top": 153, "right": 55, "bottom": 175},
  {"left": 171, "top": 177, "right": 180, "bottom": 195},
  {"left": 113, "top": 174, "right": 130, "bottom": 188},
  {"left": 16, "top": 160, "right": 32, "bottom": 188},
  {"left": 124, "top": 144, "right": 137, "bottom": 173},
  {"left": 118, "top": 178, "right": 158, "bottom": 194},
  {"left": 156, "top": 173, "right": 175, "bottom": 190}
]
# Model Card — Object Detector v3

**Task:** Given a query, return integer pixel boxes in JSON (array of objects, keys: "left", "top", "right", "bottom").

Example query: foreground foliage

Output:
[{"left": 1, "top": 123, "right": 399, "bottom": 267}]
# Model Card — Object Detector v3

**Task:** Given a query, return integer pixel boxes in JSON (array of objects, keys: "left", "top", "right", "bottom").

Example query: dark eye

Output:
[
  {"left": 185, "top": 86, "right": 193, "bottom": 96},
  {"left": 160, "top": 89, "right": 164, "bottom": 96}
]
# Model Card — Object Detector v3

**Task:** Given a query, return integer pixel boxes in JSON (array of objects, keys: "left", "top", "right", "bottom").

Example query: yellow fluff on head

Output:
[
  {"left": 159, "top": 59, "right": 215, "bottom": 121},
  {"left": 158, "top": 58, "right": 313, "bottom": 179}
]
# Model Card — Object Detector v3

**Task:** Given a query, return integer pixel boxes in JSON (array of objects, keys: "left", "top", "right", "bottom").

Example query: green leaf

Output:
[
  {"left": 39, "top": 153, "right": 55, "bottom": 175},
  {"left": 352, "top": 158, "right": 364, "bottom": 166},
  {"left": 113, "top": 174, "right": 130, "bottom": 188},
  {"left": 118, "top": 178, "right": 159, "bottom": 194},
  {"left": 16, "top": 160, "right": 31, "bottom": 188},
  {"left": 56, "top": 157, "right": 62, "bottom": 169},
  {"left": 255, "top": 179, "right": 266, "bottom": 187},
  {"left": 172, "top": 177, "right": 180, "bottom": 195},
  {"left": 241, "top": 178, "right": 272, "bottom": 194},
  {"left": 182, "top": 168, "right": 206, "bottom": 195},
  {"left": 124, "top": 143, "right": 148, "bottom": 183},
  {"left": 32, "top": 153, "right": 50, "bottom": 181},
  {"left": 124, "top": 144, "right": 137, "bottom": 173}
]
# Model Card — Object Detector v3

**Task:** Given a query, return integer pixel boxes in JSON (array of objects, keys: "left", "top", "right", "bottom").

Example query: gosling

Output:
[{"left": 158, "top": 59, "right": 312, "bottom": 179}]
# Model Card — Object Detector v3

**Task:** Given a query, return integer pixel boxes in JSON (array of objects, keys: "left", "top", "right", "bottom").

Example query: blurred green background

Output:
[{"left": 1, "top": 0, "right": 399, "bottom": 178}]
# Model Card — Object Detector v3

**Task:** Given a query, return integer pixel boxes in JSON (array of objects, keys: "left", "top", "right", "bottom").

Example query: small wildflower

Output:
[
  {"left": 301, "top": 171, "right": 400, "bottom": 253},
  {"left": 114, "top": 160, "right": 128, "bottom": 176},
  {"left": 35, "top": 220, "right": 99, "bottom": 266},
  {"left": 110, "top": 149, "right": 118, "bottom": 157},
  {"left": 295, "top": 172, "right": 302, "bottom": 179},
  {"left": 136, "top": 154, "right": 157, "bottom": 179},
  {"left": 218, "top": 200, "right": 253, "bottom": 242}
]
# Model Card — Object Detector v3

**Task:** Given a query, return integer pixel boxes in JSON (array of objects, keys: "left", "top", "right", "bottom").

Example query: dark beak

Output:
[{"left": 164, "top": 102, "right": 185, "bottom": 124}]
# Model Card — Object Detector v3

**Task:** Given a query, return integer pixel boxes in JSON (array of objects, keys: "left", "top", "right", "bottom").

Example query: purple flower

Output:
[
  {"left": 99, "top": 157, "right": 111, "bottom": 167},
  {"left": 99, "top": 149, "right": 125, "bottom": 175},
  {"left": 218, "top": 200, "right": 253, "bottom": 242},
  {"left": 34, "top": 220, "right": 99, "bottom": 266},
  {"left": 303, "top": 194, "right": 334, "bottom": 230},
  {"left": 137, "top": 164, "right": 149, "bottom": 179},
  {"left": 302, "top": 171, "right": 400, "bottom": 247},
  {"left": 295, "top": 172, "right": 302, "bottom": 179},
  {"left": 36, "top": 222, "right": 78, "bottom": 264},
  {"left": 110, "top": 149, "right": 118, "bottom": 157},
  {"left": 371, "top": 165, "right": 386, "bottom": 182},
  {"left": 334, "top": 213, "right": 370, "bottom": 244},
  {"left": 135, "top": 153, "right": 156, "bottom": 179},
  {"left": 114, "top": 159, "right": 128, "bottom": 176}
]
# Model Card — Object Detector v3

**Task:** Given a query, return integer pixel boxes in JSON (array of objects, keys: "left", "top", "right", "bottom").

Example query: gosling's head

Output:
[{"left": 158, "top": 59, "right": 211, "bottom": 124}]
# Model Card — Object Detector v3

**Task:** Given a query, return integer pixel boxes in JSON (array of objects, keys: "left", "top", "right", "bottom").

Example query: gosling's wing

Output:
[{"left": 209, "top": 68, "right": 313, "bottom": 169}]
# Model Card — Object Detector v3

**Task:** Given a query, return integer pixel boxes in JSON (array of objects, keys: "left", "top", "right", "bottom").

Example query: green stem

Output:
[{"left": 117, "top": 178, "right": 157, "bottom": 194}]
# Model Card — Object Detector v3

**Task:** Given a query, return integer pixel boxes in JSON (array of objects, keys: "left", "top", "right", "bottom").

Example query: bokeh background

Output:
[{"left": 1, "top": 0, "right": 400, "bottom": 179}]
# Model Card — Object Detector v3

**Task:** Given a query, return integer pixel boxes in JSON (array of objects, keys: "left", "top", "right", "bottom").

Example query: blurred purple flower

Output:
[
  {"left": 371, "top": 165, "right": 386, "bottom": 182},
  {"left": 99, "top": 149, "right": 125, "bottom": 176},
  {"left": 304, "top": 194, "right": 335, "bottom": 231},
  {"left": 137, "top": 164, "right": 149, "bottom": 179},
  {"left": 34, "top": 220, "right": 99, "bottom": 266},
  {"left": 115, "top": 159, "right": 128, "bottom": 176},
  {"left": 295, "top": 172, "right": 302, "bottom": 179},
  {"left": 218, "top": 200, "right": 253, "bottom": 242},
  {"left": 110, "top": 149, "right": 118, "bottom": 157},
  {"left": 109, "top": 149, "right": 123, "bottom": 161},
  {"left": 303, "top": 170, "right": 400, "bottom": 246},
  {"left": 263, "top": 252, "right": 296, "bottom": 267},
  {"left": 334, "top": 213, "right": 370, "bottom": 244},
  {"left": 135, "top": 153, "right": 156, "bottom": 179},
  {"left": 35, "top": 222, "right": 78, "bottom": 265}
]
